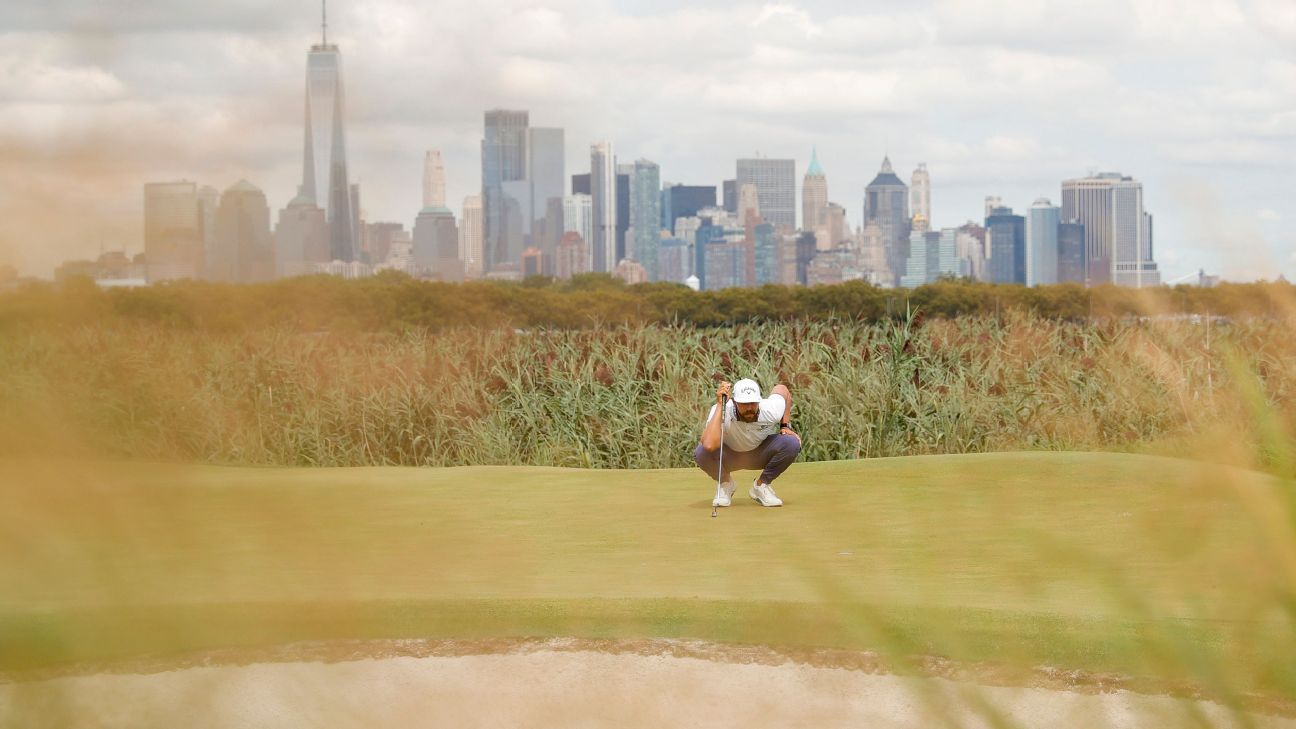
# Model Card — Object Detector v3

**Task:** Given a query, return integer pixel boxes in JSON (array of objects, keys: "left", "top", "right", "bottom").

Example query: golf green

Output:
[{"left": 1, "top": 452, "right": 1293, "bottom": 701}]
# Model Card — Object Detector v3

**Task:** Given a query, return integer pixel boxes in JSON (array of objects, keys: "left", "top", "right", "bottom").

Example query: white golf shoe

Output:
[
  {"left": 712, "top": 479, "right": 736, "bottom": 507},
  {"left": 750, "top": 478, "right": 783, "bottom": 507}
]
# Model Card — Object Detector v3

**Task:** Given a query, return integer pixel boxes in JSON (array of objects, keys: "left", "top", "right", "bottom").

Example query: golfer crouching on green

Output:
[{"left": 694, "top": 378, "right": 801, "bottom": 508}]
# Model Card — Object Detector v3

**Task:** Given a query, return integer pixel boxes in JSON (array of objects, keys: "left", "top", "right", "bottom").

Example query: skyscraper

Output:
[
  {"left": 703, "top": 237, "right": 746, "bottom": 290},
  {"left": 986, "top": 205, "right": 1026, "bottom": 285},
  {"left": 826, "top": 202, "right": 847, "bottom": 250},
  {"left": 590, "top": 142, "right": 616, "bottom": 273},
  {"left": 556, "top": 231, "right": 589, "bottom": 280},
  {"left": 1061, "top": 175, "right": 1114, "bottom": 285},
  {"left": 616, "top": 164, "right": 632, "bottom": 264},
  {"left": 736, "top": 183, "right": 760, "bottom": 221},
  {"left": 660, "top": 184, "right": 673, "bottom": 232},
  {"left": 1057, "top": 221, "right": 1086, "bottom": 284},
  {"left": 423, "top": 151, "right": 446, "bottom": 209},
  {"left": 900, "top": 221, "right": 939, "bottom": 289},
  {"left": 521, "top": 247, "right": 545, "bottom": 278},
  {"left": 198, "top": 185, "right": 219, "bottom": 256},
  {"left": 629, "top": 159, "right": 661, "bottom": 281},
  {"left": 737, "top": 183, "right": 761, "bottom": 286},
  {"left": 459, "top": 195, "right": 483, "bottom": 278},
  {"left": 857, "top": 223, "right": 891, "bottom": 285},
  {"left": 802, "top": 149, "right": 828, "bottom": 233},
  {"left": 1061, "top": 172, "right": 1160, "bottom": 287},
  {"left": 956, "top": 223, "right": 987, "bottom": 282},
  {"left": 863, "top": 156, "right": 910, "bottom": 286},
  {"left": 413, "top": 207, "right": 461, "bottom": 281},
  {"left": 754, "top": 223, "right": 779, "bottom": 285},
  {"left": 300, "top": 8, "right": 356, "bottom": 262},
  {"left": 500, "top": 177, "right": 531, "bottom": 257},
  {"left": 657, "top": 238, "right": 690, "bottom": 284},
  {"left": 736, "top": 158, "right": 796, "bottom": 231},
  {"left": 674, "top": 215, "right": 702, "bottom": 247},
  {"left": 936, "top": 228, "right": 963, "bottom": 279},
  {"left": 562, "top": 194, "right": 593, "bottom": 260},
  {"left": 662, "top": 185, "right": 716, "bottom": 233},
  {"left": 1109, "top": 185, "right": 1158, "bottom": 288},
  {"left": 379, "top": 229, "right": 414, "bottom": 274},
  {"left": 275, "top": 193, "right": 328, "bottom": 278},
  {"left": 349, "top": 182, "right": 362, "bottom": 260},
  {"left": 773, "top": 232, "right": 794, "bottom": 286},
  {"left": 1026, "top": 198, "right": 1060, "bottom": 287},
  {"left": 210, "top": 180, "right": 273, "bottom": 283},
  {"left": 794, "top": 231, "right": 817, "bottom": 286},
  {"left": 364, "top": 221, "right": 404, "bottom": 266},
  {"left": 722, "top": 179, "right": 737, "bottom": 213},
  {"left": 414, "top": 153, "right": 461, "bottom": 281},
  {"left": 692, "top": 207, "right": 741, "bottom": 290},
  {"left": 482, "top": 109, "right": 529, "bottom": 271},
  {"left": 527, "top": 127, "right": 565, "bottom": 254},
  {"left": 143, "top": 181, "right": 202, "bottom": 282},
  {"left": 736, "top": 181, "right": 762, "bottom": 284},
  {"left": 910, "top": 164, "right": 931, "bottom": 223}
]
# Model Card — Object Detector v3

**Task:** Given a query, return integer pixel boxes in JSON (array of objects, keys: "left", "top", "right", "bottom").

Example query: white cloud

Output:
[
  {"left": 812, "top": 13, "right": 929, "bottom": 53},
  {"left": 1159, "top": 138, "right": 1290, "bottom": 166},
  {"left": 495, "top": 8, "right": 575, "bottom": 56},
  {"left": 1264, "top": 60, "right": 1296, "bottom": 93},
  {"left": 1131, "top": 0, "right": 1250, "bottom": 47},
  {"left": 0, "top": 59, "right": 125, "bottom": 102},
  {"left": 752, "top": 4, "right": 823, "bottom": 38},
  {"left": 701, "top": 68, "right": 901, "bottom": 113},
  {"left": 496, "top": 58, "right": 592, "bottom": 103},
  {"left": 932, "top": 0, "right": 1134, "bottom": 50},
  {"left": 1246, "top": 0, "right": 1296, "bottom": 44},
  {"left": 0, "top": 0, "right": 297, "bottom": 33},
  {"left": 983, "top": 135, "right": 1042, "bottom": 159}
]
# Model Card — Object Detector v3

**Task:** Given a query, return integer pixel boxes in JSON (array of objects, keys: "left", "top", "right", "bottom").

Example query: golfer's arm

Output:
[
  {"left": 772, "top": 384, "right": 792, "bottom": 426},
  {"left": 700, "top": 405, "right": 723, "bottom": 451}
]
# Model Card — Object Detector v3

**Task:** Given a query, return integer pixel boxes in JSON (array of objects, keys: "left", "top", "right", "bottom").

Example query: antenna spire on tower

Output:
[{"left": 322, "top": 0, "right": 328, "bottom": 45}]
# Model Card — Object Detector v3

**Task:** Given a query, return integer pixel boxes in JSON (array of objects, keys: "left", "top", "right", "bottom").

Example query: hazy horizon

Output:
[{"left": 1, "top": 0, "right": 1293, "bottom": 282}]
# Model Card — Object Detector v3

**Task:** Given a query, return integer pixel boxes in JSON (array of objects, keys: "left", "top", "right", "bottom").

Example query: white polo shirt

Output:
[{"left": 705, "top": 395, "right": 787, "bottom": 452}]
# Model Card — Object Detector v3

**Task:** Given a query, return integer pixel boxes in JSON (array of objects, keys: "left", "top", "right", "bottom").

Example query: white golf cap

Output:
[{"left": 732, "top": 378, "right": 762, "bottom": 403}]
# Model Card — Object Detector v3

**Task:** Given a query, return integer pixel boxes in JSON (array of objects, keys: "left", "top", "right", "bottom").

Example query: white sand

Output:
[{"left": 2, "top": 646, "right": 1291, "bottom": 729}]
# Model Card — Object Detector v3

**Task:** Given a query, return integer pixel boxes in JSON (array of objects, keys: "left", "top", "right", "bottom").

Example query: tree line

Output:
[{"left": 3, "top": 272, "right": 1293, "bottom": 332}]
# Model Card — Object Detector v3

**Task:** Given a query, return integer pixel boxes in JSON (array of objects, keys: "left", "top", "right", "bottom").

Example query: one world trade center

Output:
[{"left": 300, "top": 1, "right": 356, "bottom": 261}]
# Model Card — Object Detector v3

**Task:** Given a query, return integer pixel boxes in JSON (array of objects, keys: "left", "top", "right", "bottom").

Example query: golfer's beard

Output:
[{"left": 736, "top": 411, "right": 758, "bottom": 423}]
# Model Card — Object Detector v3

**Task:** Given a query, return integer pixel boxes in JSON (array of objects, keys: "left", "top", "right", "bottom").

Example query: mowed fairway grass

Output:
[{"left": 2, "top": 452, "right": 1294, "bottom": 703}]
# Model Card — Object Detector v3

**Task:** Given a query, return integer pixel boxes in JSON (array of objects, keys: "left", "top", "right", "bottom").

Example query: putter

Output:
[{"left": 712, "top": 393, "right": 727, "bottom": 518}]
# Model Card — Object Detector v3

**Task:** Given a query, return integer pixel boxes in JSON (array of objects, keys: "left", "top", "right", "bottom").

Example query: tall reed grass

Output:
[{"left": 2, "top": 310, "right": 1290, "bottom": 470}]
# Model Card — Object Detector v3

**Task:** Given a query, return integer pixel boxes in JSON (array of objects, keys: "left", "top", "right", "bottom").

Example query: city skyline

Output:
[{"left": 2, "top": 0, "right": 1293, "bottom": 282}]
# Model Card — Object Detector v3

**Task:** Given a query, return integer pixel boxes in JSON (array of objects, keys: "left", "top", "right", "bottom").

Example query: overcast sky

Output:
[{"left": 2, "top": 0, "right": 1293, "bottom": 281}]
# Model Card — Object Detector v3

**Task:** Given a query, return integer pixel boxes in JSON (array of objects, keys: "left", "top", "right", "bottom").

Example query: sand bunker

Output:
[{"left": 2, "top": 639, "right": 1292, "bottom": 728}]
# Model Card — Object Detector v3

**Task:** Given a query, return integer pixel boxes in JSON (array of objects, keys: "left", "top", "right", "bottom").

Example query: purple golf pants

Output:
[{"left": 693, "top": 433, "right": 802, "bottom": 486}]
